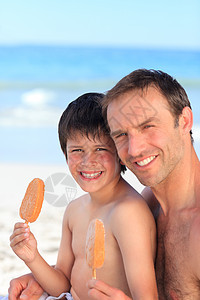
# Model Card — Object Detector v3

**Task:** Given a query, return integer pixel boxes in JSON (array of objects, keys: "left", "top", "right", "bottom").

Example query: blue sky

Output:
[{"left": 0, "top": 0, "right": 199, "bottom": 49}]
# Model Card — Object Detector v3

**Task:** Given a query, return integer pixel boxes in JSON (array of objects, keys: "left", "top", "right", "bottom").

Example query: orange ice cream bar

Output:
[
  {"left": 20, "top": 178, "right": 45, "bottom": 223},
  {"left": 86, "top": 219, "right": 105, "bottom": 279}
]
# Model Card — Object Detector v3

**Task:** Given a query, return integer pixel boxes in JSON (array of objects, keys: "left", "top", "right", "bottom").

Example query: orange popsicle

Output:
[
  {"left": 86, "top": 219, "right": 105, "bottom": 279},
  {"left": 20, "top": 178, "right": 45, "bottom": 224}
]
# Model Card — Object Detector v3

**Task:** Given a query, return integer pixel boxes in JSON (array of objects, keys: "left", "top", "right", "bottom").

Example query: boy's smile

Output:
[
  {"left": 66, "top": 132, "right": 121, "bottom": 193},
  {"left": 80, "top": 171, "right": 103, "bottom": 180}
]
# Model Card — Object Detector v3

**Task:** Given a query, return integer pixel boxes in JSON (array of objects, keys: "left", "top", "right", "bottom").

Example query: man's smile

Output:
[{"left": 135, "top": 155, "right": 156, "bottom": 167}]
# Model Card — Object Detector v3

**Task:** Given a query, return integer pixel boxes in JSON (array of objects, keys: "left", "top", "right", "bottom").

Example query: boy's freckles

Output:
[{"left": 66, "top": 133, "right": 121, "bottom": 193}]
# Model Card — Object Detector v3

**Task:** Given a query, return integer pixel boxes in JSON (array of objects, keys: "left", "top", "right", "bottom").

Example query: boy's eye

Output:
[
  {"left": 71, "top": 149, "right": 82, "bottom": 152},
  {"left": 96, "top": 148, "right": 107, "bottom": 151}
]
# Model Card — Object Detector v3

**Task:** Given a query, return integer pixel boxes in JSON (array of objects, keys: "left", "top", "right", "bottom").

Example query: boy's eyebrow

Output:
[
  {"left": 110, "top": 116, "right": 160, "bottom": 137},
  {"left": 67, "top": 145, "right": 82, "bottom": 148}
]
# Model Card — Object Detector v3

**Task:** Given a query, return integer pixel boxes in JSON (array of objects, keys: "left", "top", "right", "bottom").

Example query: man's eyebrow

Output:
[
  {"left": 110, "top": 116, "right": 160, "bottom": 137},
  {"left": 110, "top": 129, "right": 124, "bottom": 138},
  {"left": 138, "top": 116, "right": 160, "bottom": 127}
]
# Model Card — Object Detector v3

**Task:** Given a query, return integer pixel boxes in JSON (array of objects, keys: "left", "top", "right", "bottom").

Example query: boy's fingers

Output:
[
  {"left": 14, "top": 222, "right": 29, "bottom": 230},
  {"left": 10, "top": 223, "right": 29, "bottom": 241},
  {"left": 10, "top": 231, "right": 29, "bottom": 248}
]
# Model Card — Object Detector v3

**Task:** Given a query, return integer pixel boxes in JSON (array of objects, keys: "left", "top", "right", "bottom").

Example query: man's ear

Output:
[{"left": 179, "top": 107, "right": 193, "bottom": 135}]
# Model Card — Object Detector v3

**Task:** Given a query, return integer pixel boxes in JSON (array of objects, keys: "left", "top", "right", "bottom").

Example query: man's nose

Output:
[{"left": 128, "top": 134, "right": 146, "bottom": 158}]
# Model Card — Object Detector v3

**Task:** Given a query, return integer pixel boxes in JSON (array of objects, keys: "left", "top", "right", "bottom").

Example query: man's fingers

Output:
[
  {"left": 88, "top": 279, "right": 112, "bottom": 295},
  {"left": 87, "top": 279, "right": 131, "bottom": 300},
  {"left": 88, "top": 288, "right": 108, "bottom": 300},
  {"left": 8, "top": 278, "right": 23, "bottom": 300},
  {"left": 20, "top": 279, "right": 44, "bottom": 299}
]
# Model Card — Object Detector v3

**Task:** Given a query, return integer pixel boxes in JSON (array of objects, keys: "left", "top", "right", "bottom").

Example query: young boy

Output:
[{"left": 10, "top": 93, "right": 158, "bottom": 300}]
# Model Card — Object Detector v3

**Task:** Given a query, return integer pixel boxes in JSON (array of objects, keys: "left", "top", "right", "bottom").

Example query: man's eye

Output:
[
  {"left": 144, "top": 125, "right": 154, "bottom": 129},
  {"left": 116, "top": 133, "right": 127, "bottom": 138}
]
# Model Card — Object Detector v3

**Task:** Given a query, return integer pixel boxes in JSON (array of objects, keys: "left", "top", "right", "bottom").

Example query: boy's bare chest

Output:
[{"left": 156, "top": 214, "right": 200, "bottom": 299}]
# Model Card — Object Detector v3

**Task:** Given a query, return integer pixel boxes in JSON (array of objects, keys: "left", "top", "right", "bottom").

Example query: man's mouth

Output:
[
  {"left": 80, "top": 171, "right": 102, "bottom": 179},
  {"left": 136, "top": 155, "right": 156, "bottom": 167}
]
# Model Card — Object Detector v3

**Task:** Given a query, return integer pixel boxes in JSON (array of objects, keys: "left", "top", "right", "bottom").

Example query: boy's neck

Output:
[{"left": 89, "top": 175, "right": 124, "bottom": 205}]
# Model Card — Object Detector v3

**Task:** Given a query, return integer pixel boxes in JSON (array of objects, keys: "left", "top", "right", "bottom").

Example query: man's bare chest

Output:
[{"left": 156, "top": 213, "right": 199, "bottom": 299}]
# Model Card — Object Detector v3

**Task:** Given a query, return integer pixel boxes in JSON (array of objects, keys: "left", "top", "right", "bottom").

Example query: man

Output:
[
  {"left": 8, "top": 69, "right": 200, "bottom": 299},
  {"left": 88, "top": 69, "right": 200, "bottom": 300}
]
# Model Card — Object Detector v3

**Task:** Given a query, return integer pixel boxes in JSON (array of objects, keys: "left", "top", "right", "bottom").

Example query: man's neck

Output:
[{"left": 151, "top": 147, "right": 200, "bottom": 216}]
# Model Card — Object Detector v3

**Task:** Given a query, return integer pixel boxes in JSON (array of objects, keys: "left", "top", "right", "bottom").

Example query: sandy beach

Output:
[{"left": 0, "top": 163, "right": 144, "bottom": 296}]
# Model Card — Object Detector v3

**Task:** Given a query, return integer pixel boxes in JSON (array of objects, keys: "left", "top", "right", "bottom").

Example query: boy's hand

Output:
[
  {"left": 10, "top": 222, "right": 38, "bottom": 263},
  {"left": 8, "top": 274, "right": 44, "bottom": 300},
  {"left": 87, "top": 279, "right": 132, "bottom": 300}
]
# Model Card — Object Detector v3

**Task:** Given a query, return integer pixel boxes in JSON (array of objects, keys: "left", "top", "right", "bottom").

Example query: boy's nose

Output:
[{"left": 81, "top": 152, "right": 97, "bottom": 166}]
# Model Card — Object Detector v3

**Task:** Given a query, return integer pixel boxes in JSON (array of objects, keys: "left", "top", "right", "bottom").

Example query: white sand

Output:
[{"left": 0, "top": 163, "right": 144, "bottom": 295}]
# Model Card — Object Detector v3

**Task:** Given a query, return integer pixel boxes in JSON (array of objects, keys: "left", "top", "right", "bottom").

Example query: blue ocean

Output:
[{"left": 0, "top": 45, "right": 200, "bottom": 164}]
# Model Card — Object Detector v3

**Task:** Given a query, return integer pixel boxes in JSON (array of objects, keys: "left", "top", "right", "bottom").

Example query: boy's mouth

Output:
[{"left": 80, "top": 171, "right": 102, "bottom": 179}]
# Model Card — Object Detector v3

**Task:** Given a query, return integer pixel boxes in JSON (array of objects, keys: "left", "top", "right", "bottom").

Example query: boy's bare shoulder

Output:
[
  {"left": 62, "top": 193, "right": 89, "bottom": 221},
  {"left": 112, "top": 180, "right": 154, "bottom": 222},
  {"left": 109, "top": 181, "right": 156, "bottom": 241}
]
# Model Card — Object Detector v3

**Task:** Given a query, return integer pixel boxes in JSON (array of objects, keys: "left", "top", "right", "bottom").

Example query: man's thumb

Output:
[{"left": 19, "top": 279, "right": 44, "bottom": 299}]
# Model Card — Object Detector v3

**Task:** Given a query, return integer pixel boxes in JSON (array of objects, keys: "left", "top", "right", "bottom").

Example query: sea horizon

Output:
[{"left": 0, "top": 45, "right": 200, "bottom": 164}]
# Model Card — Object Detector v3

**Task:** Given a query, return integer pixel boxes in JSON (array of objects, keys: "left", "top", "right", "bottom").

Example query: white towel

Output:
[{"left": 40, "top": 292, "right": 73, "bottom": 300}]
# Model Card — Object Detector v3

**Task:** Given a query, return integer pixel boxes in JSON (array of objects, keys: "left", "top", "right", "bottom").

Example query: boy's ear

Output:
[
  {"left": 119, "top": 159, "right": 125, "bottom": 165},
  {"left": 179, "top": 107, "right": 193, "bottom": 135}
]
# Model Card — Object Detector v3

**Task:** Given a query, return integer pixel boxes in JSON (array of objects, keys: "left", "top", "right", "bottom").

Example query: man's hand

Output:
[
  {"left": 87, "top": 279, "right": 132, "bottom": 300},
  {"left": 8, "top": 274, "right": 44, "bottom": 300}
]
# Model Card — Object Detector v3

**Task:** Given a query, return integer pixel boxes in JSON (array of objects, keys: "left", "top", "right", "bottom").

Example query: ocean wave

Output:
[{"left": 0, "top": 89, "right": 62, "bottom": 127}]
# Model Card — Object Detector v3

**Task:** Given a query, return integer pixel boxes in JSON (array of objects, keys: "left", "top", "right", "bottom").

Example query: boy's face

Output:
[{"left": 66, "top": 132, "right": 121, "bottom": 193}]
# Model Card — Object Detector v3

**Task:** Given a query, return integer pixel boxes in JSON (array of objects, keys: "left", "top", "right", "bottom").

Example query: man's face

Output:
[{"left": 107, "top": 86, "right": 185, "bottom": 187}]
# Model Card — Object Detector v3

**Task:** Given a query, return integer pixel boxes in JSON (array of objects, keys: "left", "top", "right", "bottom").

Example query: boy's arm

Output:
[
  {"left": 111, "top": 197, "right": 158, "bottom": 300},
  {"left": 27, "top": 204, "right": 74, "bottom": 297},
  {"left": 54, "top": 203, "right": 75, "bottom": 287},
  {"left": 10, "top": 204, "right": 74, "bottom": 297}
]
